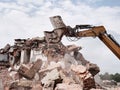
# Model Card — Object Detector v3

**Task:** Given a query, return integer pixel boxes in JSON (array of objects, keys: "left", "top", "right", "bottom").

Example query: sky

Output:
[{"left": 0, "top": 0, "right": 120, "bottom": 74}]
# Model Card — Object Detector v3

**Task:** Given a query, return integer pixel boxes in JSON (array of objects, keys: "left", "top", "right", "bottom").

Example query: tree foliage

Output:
[{"left": 100, "top": 72, "right": 120, "bottom": 82}]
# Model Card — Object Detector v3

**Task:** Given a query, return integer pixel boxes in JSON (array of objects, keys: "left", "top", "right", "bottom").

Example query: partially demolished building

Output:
[
  {"left": 0, "top": 37, "right": 101, "bottom": 90},
  {"left": 0, "top": 16, "right": 119, "bottom": 90}
]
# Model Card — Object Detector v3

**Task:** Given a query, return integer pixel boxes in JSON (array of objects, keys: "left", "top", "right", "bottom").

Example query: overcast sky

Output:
[{"left": 0, "top": 0, "right": 120, "bottom": 74}]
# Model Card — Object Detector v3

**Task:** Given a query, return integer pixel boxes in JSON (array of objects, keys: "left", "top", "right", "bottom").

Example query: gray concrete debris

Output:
[
  {"left": 31, "top": 83, "right": 42, "bottom": 90},
  {"left": 86, "top": 63, "right": 100, "bottom": 76},
  {"left": 9, "top": 79, "right": 42, "bottom": 89},
  {"left": 67, "top": 44, "right": 82, "bottom": 53},
  {"left": 41, "top": 68, "right": 60, "bottom": 87},
  {"left": 73, "top": 50, "right": 89, "bottom": 65},
  {"left": 18, "top": 59, "right": 42, "bottom": 79},
  {"left": 0, "top": 36, "right": 104, "bottom": 90},
  {"left": 71, "top": 64, "right": 96, "bottom": 89},
  {"left": 0, "top": 44, "right": 10, "bottom": 54},
  {"left": 0, "top": 16, "right": 119, "bottom": 90},
  {"left": 60, "top": 53, "right": 78, "bottom": 74}
]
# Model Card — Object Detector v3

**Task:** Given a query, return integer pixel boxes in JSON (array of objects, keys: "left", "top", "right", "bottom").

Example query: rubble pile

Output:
[
  {"left": 0, "top": 36, "right": 102, "bottom": 90},
  {"left": 1, "top": 15, "right": 118, "bottom": 90}
]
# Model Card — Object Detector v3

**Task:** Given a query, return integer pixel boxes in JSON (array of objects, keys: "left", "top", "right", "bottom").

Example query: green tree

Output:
[
  {"left": 100, "top": 73, "right": 120, "bottom": 82},
  {"left": 100, "top": 72, "right": 111, "bottom": 80},
  {"left": 111, "top": 73, "right": 120, "bottom": 82}
]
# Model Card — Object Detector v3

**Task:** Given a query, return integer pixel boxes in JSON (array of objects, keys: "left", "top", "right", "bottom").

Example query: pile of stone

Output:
[
  {"left": 0, "top": 37, "right": 101, "bottom": 90},
  {"left": 0, "top": 15, "right": 103, "bottom": 90}
]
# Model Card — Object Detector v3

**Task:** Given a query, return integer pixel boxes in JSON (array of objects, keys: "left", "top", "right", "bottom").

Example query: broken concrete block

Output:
[
  {"left": 31, "top": 59, "right": 42, "bottom": 71},
  {"left": 62, "top": 77, "right": 75, "bottom": 84},
  {"left": 86, "top": 63, "right": 100, "bottom": 76},
  {"left": 45, "top": 16, "right": 67, "bottom": 43},
  {"left": 71, "top": 64, "right": 92, "bottom": 80},
  {"left": 18, "top": 59, "right": 42, "bottom": 79},
  {"left": 10, "top": 81, "right": 32, "bottom": 90},
  {"left": 83, "top": 77, "right": 96, "bottom": 90},
  {"left": 71, "top": 64, "right": 96, "bottom": 90},
  {"left": 50, "top": 15, "right": 66, "bottom": 29},
  {"left": 55, "top": 83, "right": 83, "bottom": 90},
  {"left": 17, "top": 80, "right": 33, "bottom": 87},
  {"left": 73, "top": 51, "right": 89, "bottom": 65},
  {"left": 60, "top": 54, "right": 78, "bottom": 74},
  {"left": 41, "top": 68, "right": 60, "bottom": 87},
  {"left": 10, "top": 79, "right": 41, "bottom": 90},
  {"left": 31, "top": 84, "right": 42, "bottom": 90},
  {"left": 71, "top": 64, "right": 87, "bottom": 75},
  {"left": 0, "top": 44, "right": 10, "bottom": 54},
  {"left": 39, "top": 61, "right": 61, "bottom": 74},
  {"left": 38, "top": 62, "right": 61, "bottom": 81},
  {"left": 18, "top": 64, "right": 30, "bottom": 78},
  {"left": 43, "top": 81, "right": 55, "bottom": 90},
  {"left": 67, "top": 44, "right": 81, "bottom": 52},
  {"left": 58, "top": 68, "right": 76, "bottom": 84}
]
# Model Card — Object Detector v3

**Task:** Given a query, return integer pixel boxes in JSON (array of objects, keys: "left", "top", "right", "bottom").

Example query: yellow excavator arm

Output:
[
  {"left": 44, "top": 16, "right": 120, "bottom": 60},
  {"left": 70, "top": 26, "right": 120, "bottom": 59}
]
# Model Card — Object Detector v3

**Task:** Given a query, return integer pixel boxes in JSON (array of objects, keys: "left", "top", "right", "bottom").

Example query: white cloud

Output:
[
  {"left": 85, "top": 0, "right": 103, "bottom": 3},
  {"left": 0, "top": 0, "right": 120, "bottom": 73},
  {"left": 17, "top": 0, "right": 44, "bottom": 6}
]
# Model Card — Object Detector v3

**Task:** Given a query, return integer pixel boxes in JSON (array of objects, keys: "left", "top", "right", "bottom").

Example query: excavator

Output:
[
  {"left": 0, "top": 15, "right": 119, "bottom": 70},
  {"left": 44, "top": 16, "right": 120, "bottom": 60}
]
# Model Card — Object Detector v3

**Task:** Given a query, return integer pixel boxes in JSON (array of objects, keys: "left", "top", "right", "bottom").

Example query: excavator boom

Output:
[
  {"left": 44, "top": 16, "right": 120, "bottom": 60},
  {"left": 73, "top": 26, "right": 120, "bottom": 59}
]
